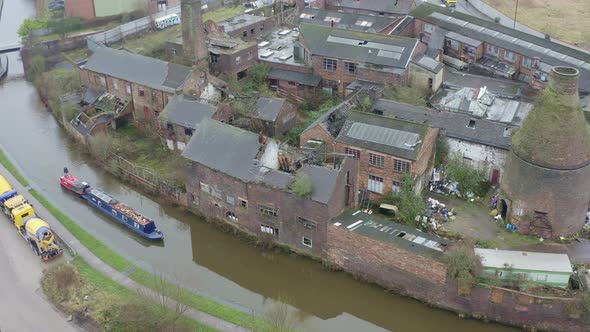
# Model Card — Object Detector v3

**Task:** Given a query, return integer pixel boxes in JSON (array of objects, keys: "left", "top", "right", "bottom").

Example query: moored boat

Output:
[{"left": 60, "top": 169, "right": 163, "bottom": 240}]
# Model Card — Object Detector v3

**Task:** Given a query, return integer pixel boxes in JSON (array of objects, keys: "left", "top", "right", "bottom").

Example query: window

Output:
[
  {"left": 288, "top": 81, "right": 296, "bottom": 86},
  {"left": 138, "top": 88, "right": 145, "bottom": 97},
  {"left": 368, "top": 153, "right": 384, "bottom": 168},
  {"left": 235, "top": 56, "right": 241, "bottom": 64},
  {"left": 424, "top": 23, "right": 433, "bottom": 33},
  {"left": 166, "top": 122, "right": 173, "bottom": 130},
  {"left": 322, "top": 58, "right": 337, "bottom": 71},
  {"left": 486, "top": 44, "right": 499, "bottom": 56},
  {"left": 392, "top": 180, "right": 402, "bottom": 193},
  {"left": 344, "top": 61, "right": 357, "bottom": 74},
  {"left": 344, "top": 147, "right": 360, "bottom": 160},
  {"left": 210, "top": 53, "right": 219, "bottom": 63},
  {"left": 393, "top": 159, "right": 411, "bottom": 173},
  {"left": 368, "top": 175, "right": 384, "bottom": 194},
  {"left": 504, "top": 50, "right": 516, "bottom": 63},
  {"left": 261, "top": 224, "right": 279, "bottom": 236},
  {"left": 211, "top": 188, "right": 222, "bottom": 199},
  {"left": 522, "top": 57, "right": 533, "bottom": 69},
  {"left": 258, "top": 204, "right": 278, "bottom": 217},
  {"left": 200, "top": 182, "right": 210, "bottom": 193},
  {"left": 247, "top": 51, "right": 253, "bottom": 60},
  {"left": 125, "top": 82, "right": 132, "bottom": 95},
  {"left": 184, "top": 127, "right": 193, "bottom": 136},
  {"left": 239, "top": 198, "right": 248, "bottom": 209},
  {"left": 226, "top": 211, "right": 238, "bottom": 222},
  {"left": 242, "top": 31, "right": 247, "bottom": 38},
  {"left": 467, "top": 119, "right": 476, "bottom": 128},
  {"left": 250, "top": 28, "right": 255, "bottom": 35},
  {"left": 447, "top": 39, "right": 459, "bottom": 51},
  {"left": 260, "top": 24, "right": 264, "bottom": 31},
  {"left": 113, "top": 79, "right": 119, "bottom": 91},
  {"left": 226, "top": 196, "right": 235, "bottom": 205},
  {"left": 298, "top": 217, "right": 317, "bottom": 230},
  {"left": 302, "top": 237, "right": 312, "bottom": 248}
]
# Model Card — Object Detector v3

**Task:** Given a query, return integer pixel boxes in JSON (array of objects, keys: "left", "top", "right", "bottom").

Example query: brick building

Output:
[
  {"left": 402, "top": 3, "right": 590, "bottom": 94},
  {"left": 158, "top": 94, "right": 218, "bottom": 151},
  {"left": 65, "top": 0, "right": 149, "bottom": 19},
  {"left": 242, "top": 97, "right": 297, "bottom": 137},
  {"left": 80, "top": 47, "right": 192, "bottom": 126},
  {"left": 298, "top": 23, "right": 422, "bottom": 97},
  {"left": 182, "top": 119, "right": 358, "bottom": 255},
  {"left": 219, "top": 14, "right": 275, "bottom": 42}
]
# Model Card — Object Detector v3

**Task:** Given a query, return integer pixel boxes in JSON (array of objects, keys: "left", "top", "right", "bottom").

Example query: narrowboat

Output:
[{"left": 60, "top": 171, "right": 163, "bottom": 240}]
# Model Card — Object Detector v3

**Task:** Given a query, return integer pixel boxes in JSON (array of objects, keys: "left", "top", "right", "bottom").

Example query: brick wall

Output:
[
  {"left": 210, "top": 45, "right": 258, "bottom": 79},
  {"left": 299, "top": 124, "right": 335, "bottom": 149},
  {"left": 227, "top": 17, "right": 275, "bottom": 42},
  {"left": 65, "top": 0, "right": 95, "bottom": 19}
]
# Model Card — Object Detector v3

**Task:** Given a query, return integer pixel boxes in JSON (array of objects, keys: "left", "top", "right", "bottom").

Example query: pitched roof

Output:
[
  {"left": 251, "top": 97, "right": 287, "bottom": 122},
  {"left": 84, "top": 47, "right": 191, "bottom": 93},
  {"left": 336, "top": 0, "right": 415, "bottom": 15},
  {"left": 300, "top": 165, "right": 340, "bottom": 205},
  {"left": 336, "top": 111, "right": 428, "bottom": 160},
  {"left": 413, "top": 55, "right": 444, "bottom": 73},
  {"left": 267, "top": 68, "right": 321, "bottom": 86},
  {"left": 159, "top": 94, "right": 216, "bottom": 129},
  {"left": 182, "top": 119, "right": 262, "bottom": 181},
  {"left": 296, "top": 8, "right": 397, "bottom": 33},
  {"left": 299, "top": 24, "right": 418, "bottom": 69},
  {"left": 411, "top": 3, "right": 590, "bottom": 92},
  {"left": 475, "top": 248, "right": 572, "bottom": 273},
  {"left": 373, "top": 99, "right": 513, "bottom": 150}
]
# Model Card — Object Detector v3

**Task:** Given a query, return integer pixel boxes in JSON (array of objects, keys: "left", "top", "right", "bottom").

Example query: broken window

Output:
[
  {"left": 138, "top": 88, "right": 145, "bottom": 97},
  {"left": 368, "top": 153, "right": 384, "bottom": 168},
  {"left": 261, "top": 224, "right": 279, "bottom": 235},
  {"left": 467, "top": 119, "right": 476, "bottom": 128},
  {"left": 226, "top": 211, "right": 238, "bottom": 222},
  {"left": 210, "top": 53, "right": 219, "bottom": 63},
  {"left": 302, "top": 237, "right": 312, "bottom": 248},
  {"left": 392, "top": 180, "right": 402, "bottom": 193},
  {"left": 184, "top": 127, "right": 193, "bottom": 136},
  {"left": 298, "top": 217, "right": 317, "bottom": 230},
  {"left": 368, "top": 175, "right": 384, "bottom": 194},
  {"left": 322, "top": 58, "right": 337, "bottom": 72},
  {"left": 344, "top": 147, "right": 360, "bottom": 160},
  {"left": 393, "top": 159, "right": 411, "bottom": 173},
  {"left": 258, "top": 204, "right": 278, "bottom": 217},
  {"left": 344, "top": 61, "right": 357, "bottom": 74},
  {"left": 242, "top": 30, "right": 247, "bottom": 38},
  {"left": 239, "top": 197, "right": 248, "bottom": 209}
]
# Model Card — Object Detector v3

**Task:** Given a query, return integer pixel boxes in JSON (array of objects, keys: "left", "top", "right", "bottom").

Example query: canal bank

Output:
[{"left": 0, "top": 1, "right": 523, "bottom": 331}]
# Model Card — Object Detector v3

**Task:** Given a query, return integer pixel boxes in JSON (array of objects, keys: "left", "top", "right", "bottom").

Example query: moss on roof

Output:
[{"left": 512, "top": 87, "right": 590, "bottom": 170}]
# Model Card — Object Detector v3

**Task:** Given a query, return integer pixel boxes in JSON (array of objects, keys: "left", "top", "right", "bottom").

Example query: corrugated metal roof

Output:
[{"left": 346, "top": 122, "right": 420, "bottom": 151}]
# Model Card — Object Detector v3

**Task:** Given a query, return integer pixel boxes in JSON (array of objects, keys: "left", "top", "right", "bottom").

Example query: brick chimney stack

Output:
[
  {"left": 181, "top": 0, "right": 208, "bottom": 64},
  {"left": 549, "top": 66, "right": 580, "bottom": 97}
]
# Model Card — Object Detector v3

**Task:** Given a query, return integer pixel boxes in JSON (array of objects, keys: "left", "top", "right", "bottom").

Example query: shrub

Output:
[
  {"left": 383, "top": 84, "right": 430, "bottom": 107},
  {"left": 435, "top": 134, "right": 450, "bottom": 166},
  {"left": 18, "top": 18, "right": 49, "bottom": 38},
  {"left": 443, "top": 242, "right": 481, "bottom": 288},
  {"left": 444, "top": 154, "right": 489, "bottom": 196},
  {"left": 382, "top": 173, "right": 425, "bottom": 225},
  {"left": 41, "top": 263, "right": 84, "bottom": 311},
  {"left": 289, "top": 173, "right": 312, "bottom": 197}
]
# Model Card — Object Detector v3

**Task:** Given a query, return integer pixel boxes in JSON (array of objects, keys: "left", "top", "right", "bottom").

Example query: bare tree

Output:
[{"left": 139, "top": 271, "right": 190, "bottom": 331}]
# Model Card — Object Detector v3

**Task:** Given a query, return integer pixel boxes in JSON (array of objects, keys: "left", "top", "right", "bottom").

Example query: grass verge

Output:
[{"left": 0, "top": 148, "right": 262, "bottom": 329}]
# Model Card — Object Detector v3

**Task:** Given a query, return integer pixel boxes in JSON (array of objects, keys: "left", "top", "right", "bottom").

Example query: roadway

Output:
[{"left": 0, "top": 206, "right": 78, "bottom": 332}]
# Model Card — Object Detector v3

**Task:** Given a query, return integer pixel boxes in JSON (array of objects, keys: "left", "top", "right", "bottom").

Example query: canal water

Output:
[{"left": 0, "top": 2, "right": 515, "bottom": 331}]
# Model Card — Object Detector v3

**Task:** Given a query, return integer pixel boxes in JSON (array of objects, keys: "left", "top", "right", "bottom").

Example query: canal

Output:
[{"left": 0, "top": 2, "right": 515, "bottom": 331}]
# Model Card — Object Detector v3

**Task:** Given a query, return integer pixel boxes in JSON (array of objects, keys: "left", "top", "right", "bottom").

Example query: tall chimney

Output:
[
  {"left": 181, "top": 0, "right": 208, "bottom": 64},
  {"left": 549, "top": 66, "right": 579, "bottom": 97}
]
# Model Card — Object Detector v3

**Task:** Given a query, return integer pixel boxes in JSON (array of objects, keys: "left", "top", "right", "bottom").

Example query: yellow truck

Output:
[{"left": 445, "top": 0, "right": 458, "bottom": 7}]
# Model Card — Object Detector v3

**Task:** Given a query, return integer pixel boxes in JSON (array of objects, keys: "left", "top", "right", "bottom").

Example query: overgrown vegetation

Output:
[
  {"left": 382, "top": 84, "right": 430, "bottom": 107},
  {"left": 434, "top": 134, "right": 450, "bottom": 167},
  {"left": 285, "top": 94, "right": 340, "bottom": 145},
  {"left": 289, "top": 173, "right": 312, "bottom": 197},
  {"left": 259, "top": 297, "right": 306, "bottom": 332},
  {"left": 226, "top": 63, "right": 273, "bottom": 96},
  {"left": 35, "top": 69, "right": 82, "bottom": 123},
  {"left": 443, "top": 154, "right": 490, "bottom": 197},
  {"left": 42, "top": 258, "right": 215, "bottom": 332},
  {"left": 18, "top": 18, "right": 49, "bottom": 38},
  {"left": 443, "top": 242, "right": 481, "bottom": 290},
  {"left": 87, "top": 124, "right": 186, "bottom": 187},
  {"left": 383, "top": 173, "right": 426, "bottom": 226}
]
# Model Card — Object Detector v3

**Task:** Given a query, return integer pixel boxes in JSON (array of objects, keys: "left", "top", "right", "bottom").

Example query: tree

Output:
[
  {"left": 289, "top": 173, "right": 312, "bottom": 197},
  {"left": 383, "top": 173, "right": 425, "bottom": 225},
  {"left": 18, "top": 19, "right": 48, "bottom": 38},
  {"left": 254, "top": 297, "right": 306, "bottom": 332},
  {"left": 444, "top": 154, "right": 488, "bottom": 195}
]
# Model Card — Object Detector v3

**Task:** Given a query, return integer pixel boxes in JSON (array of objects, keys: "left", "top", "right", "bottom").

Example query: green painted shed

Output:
[{"left": 474, "top": 248, "right": 573, "bottom": 289}]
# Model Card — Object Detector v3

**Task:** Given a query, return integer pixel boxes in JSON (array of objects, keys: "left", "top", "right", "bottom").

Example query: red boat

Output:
[{"left": 60, "top": 168, "right": 90, "bottom": 195}]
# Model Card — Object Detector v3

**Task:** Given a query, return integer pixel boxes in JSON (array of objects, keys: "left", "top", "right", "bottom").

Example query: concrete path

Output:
[
  {"left": 0, "top": 211, "right": 78, "bottom": 332},
  {"left": 0, "top": 164, "right": 250, "bottom": 332}
]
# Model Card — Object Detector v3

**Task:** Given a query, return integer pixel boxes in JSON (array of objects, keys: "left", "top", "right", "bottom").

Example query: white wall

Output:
[{"left": 448, "top": 138, "right": 508, "bottom": 182}]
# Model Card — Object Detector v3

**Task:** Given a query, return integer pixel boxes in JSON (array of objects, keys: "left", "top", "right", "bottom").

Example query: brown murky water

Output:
[{"left": 0, "top": 2, "right": 516, "bottom": 331}]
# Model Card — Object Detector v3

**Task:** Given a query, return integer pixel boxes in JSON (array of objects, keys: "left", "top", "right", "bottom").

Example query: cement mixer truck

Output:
[{"left": 0, "top": 174, "right": 63, "bottom": 261}]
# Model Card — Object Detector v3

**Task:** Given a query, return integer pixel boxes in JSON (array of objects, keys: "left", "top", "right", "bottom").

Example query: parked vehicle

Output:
[
  {"left": 0, "top": 175, "right": 63, "bottom": 261},
  {"left": 60, "top": 170, "right": 164, "bottom": 240}
]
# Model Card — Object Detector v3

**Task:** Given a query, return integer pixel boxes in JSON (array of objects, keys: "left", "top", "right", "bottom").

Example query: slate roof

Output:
[
  {"left": 159, "top": 94, "right": 216, "bottom": 129},
  {"left": 336, "top": 0, "right": 415, "bottom": 15},
  {"left": 336, "top": 111, "right": 428, "bottom": 160},
  {"left": 251, "top": 97, "right": 286, "bottom": 122},
  {"left": 413, "top": 55, "right": 444, "bottom": 73},
  {"left": 373, "top": 99, "right": 513, "bottom": 150},
  {"left": 182, "top": 119, "right": 262, "bottom": 182},
  {"left": 296, "top": 8, "right": 397, "bottom": 33},
  {"left": 411, "top": 3, "right": 590, "bottom": 92},
  {"left": 299, "top": 24, "right": 418, "bottom": 69},
  {"left": 300, "top": 165, "right": 340, "bottom": 205},
  {"left": 267, "top": 68, "right": 321, "bottom": 86},
  {"left": 84, "top": 47, "right": 191, "bottom": 93}
]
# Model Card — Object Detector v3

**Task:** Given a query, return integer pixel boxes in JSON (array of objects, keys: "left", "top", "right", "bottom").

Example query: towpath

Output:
[{"left": 0, "top": 163, "right": 250, "bottom": 332}]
